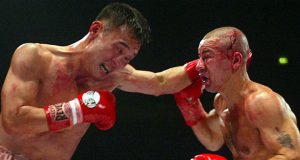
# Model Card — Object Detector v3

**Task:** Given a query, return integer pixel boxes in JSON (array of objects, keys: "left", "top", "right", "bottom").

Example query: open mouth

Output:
[
  {"left": 100, "top": 64, "right": 110, "bottom": 74},
  {"left": 199, "top": 72, "right": 208, "bottom": 84},
  {"left": 200, "top": 75, "right": 209, "bottom": 85}
]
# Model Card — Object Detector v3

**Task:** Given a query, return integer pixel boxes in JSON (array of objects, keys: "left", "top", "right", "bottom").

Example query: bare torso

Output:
[
  {"left": 0, "top": 44, "right": 119, "bottom": 159},
  {"left": 218, "top": 83, "right": 297, "bottom": 160},
  {"left": 0, "top": 119, "right": 90, "bottom": 159},
  {"left": 220, "top": 107, "right": 270, "bottom": 160}
]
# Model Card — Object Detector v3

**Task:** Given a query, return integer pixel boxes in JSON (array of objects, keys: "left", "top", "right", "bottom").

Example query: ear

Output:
[
  {"left": 88, "top": 21, "right": 104, "bottom": 37},
  {"left": 231, "top": 52, "right": 243, "bottom": 70}
]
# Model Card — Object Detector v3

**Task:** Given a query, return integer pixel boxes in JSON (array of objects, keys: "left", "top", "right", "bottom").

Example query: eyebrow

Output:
[
  {"left": 202, "top": 48, "right": 210, "bottom": 53},
  {"left": 118, "top": 41, "right": 138, "bottom": 56},
  {"left": 119, "top": 41, "right": 129, "bottom": 49}
]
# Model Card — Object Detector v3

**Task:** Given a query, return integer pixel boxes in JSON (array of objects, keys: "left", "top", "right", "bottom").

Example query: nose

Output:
[{"left": 196, "top": 58, "right": 205, "bottom": 75}]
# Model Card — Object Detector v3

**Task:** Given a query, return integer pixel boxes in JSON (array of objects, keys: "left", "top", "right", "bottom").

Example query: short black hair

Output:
[{"left": 96, "top": 2, "right": 151, "bottom": 45}]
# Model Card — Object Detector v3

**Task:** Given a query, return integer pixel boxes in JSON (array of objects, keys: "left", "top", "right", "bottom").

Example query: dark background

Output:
[{"left": 0, "top": 0, "right": 299, "bottom": 159}]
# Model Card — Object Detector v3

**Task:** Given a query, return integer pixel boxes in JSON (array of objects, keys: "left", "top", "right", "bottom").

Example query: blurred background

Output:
[{"left": 0, "top": 0, "right": 299, "bottom": 159}]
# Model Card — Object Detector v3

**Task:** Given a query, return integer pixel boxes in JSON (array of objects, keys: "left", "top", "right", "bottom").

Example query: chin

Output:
[
  {"left": 204, "top": 86, "right": 218, "bottom": 93},
  {"left": 205, "top": 89, "right": 217, "bottom": 93}
]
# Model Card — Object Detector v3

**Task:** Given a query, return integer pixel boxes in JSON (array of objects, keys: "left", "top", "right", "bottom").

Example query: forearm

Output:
[
  {"left": 119, "top": 70, "right": 165, "bottom": 95},
  {"left": 119, "top": 66, "right": 191, "bottom": 96},
  {"left": 191, "top": 121, "right": 215, "bottom": 147},
  {"left": 191, "top": 118, "right": 224, "bottom": 151},
  {"left": 189, "top": 109, "right": 224, "bottom": 151},
  {"left": 2, "top": 105, "right": 48, "bottom": 134},
  {"left": 173, "top": 78, "right": 223, "bottom": 150}
]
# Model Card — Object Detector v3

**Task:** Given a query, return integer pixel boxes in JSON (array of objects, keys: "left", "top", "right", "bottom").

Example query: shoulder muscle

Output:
[
  {"left": 10, "top": 43, "right": 43, "bottom": 79},
  {"left": 245, "top": 91, "right": 284, "bottom": 127}
]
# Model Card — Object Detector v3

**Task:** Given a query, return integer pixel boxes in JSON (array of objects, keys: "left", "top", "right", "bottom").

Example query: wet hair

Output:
[
  {"left": 95, "top": 2, "right": 151, "bottom": 45},
  {"left": 204, "top": 27, "right": 251, "bottom": 61}
]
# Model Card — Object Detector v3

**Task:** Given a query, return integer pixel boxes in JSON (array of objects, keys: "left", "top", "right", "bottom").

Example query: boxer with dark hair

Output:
[{"left": 0, "top": 2, "right": 150, "bottom": 159}]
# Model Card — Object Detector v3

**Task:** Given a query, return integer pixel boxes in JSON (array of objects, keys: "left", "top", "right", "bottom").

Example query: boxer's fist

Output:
[
  {"left": 174, "top": 79, "right": 207, "bottom": 126},
  {"left": 174, "top": 79, "right": 203, "bottom": 106},
  {"left": 184, "top": 59, "right": 200, "bottom": 82},
  {"left": 44, "top": 90, "right": 116, "bottom": 131},
  {"left": 191, "top": 153, "right": 227, "bottom": 160},
  {"left": 77, "top": 90, "right": 116, "bottom": 130}
]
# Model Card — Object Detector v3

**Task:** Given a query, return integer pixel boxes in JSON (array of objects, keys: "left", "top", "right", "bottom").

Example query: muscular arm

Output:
[
  {"left": 246, "top": 92, "right": 300, "bottom": 160},
  {"left": 1, "top": 43, "right": 49, "bottom": 134},
  {"left": 117, "top": 64, "right": 192, "bottom": 96},
  {"left": 192, "top": 93, "right": 227, "bottom": 151},
  {"left": 189, "top": 94, "right": 225, "bottom": 151},
  {"left": 191, "top": 107, "right": 224, "bottom": 151}
]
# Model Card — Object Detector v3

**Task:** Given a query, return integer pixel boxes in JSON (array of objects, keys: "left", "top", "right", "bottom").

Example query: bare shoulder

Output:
[
  {"left": 11, "top": 43, "right": 49, "bottom": 77},
  {"left": 13, "top": 43, "right": 40, "bottom": 59},
  {"left": 244, "top": 84, "right": 288, "bottom": 127}
]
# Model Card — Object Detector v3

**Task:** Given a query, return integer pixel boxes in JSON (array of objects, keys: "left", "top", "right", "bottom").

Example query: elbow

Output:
[
  {"left": 204, "top": 143, "right": 222, "bottom": 152},
  {"left": 151, "top": 74, "right": 171, "bottom": 96},
  {"left": 200, "top": 134, "right": 224, "bottom": 151},
  {"left": 152, "top": 91, "right": 165, "bottom": 96},
  {"left": 206, "top": 146, "right": 219, "bottom": 152}
]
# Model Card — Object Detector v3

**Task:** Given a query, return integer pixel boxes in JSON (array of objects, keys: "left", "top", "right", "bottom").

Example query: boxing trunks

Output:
[{"left": 0, "top": 146, "right": 27, "bottom": 160}]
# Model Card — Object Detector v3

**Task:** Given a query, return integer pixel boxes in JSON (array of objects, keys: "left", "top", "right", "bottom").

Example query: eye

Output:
[
  {"left": 117, "top": 47, "right": 123, "bottom": 54},
  {"left": 201, "top": 51, "right": 212, "bottom": 62},
  {"left": 115, "top": 43, "right": 128, "bottom": 55}
]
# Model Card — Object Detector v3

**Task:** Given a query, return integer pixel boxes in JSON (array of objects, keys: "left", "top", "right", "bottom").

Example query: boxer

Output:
[
  {"left": 118, "top": 27, "right": 300, "bottom": 159},
  {"left": 0, "top": 2, "right": 150, "bottom": 159},
  {"left": 173, "top": 27, "right": 300, "bottom": 159}
]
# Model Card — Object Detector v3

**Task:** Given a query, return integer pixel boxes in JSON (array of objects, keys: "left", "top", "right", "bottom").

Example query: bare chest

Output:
[
  {"left": 220, "top": 109, "right": 264, "bottom": 157},
  {"left": 37, "top": 71, "right": 78, "bottom": 105}
]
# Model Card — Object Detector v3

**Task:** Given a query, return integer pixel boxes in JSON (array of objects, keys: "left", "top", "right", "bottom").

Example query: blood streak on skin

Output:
[
  {"left": 75, "top": 75, "right": 88, "bottom": 85},
  {"left": 51, "top": 70, "right": 73, "bottom": 95},
  {"left": 11, "top": 83, "right": 18, "bottom": 92}
]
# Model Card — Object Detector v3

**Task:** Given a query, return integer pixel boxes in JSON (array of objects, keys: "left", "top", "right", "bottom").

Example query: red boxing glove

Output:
[
  {"left": 191, "top": 153, "right": 227, "bottom": 160},
  {"left": 44, "top": 90, "right": 116, "bottom": 131},
  {"left": 184, "top": 59, "right": 200, "bottom": 82},
  {"left": 174, "top": 79, "right": 207, "bottom": 126}
]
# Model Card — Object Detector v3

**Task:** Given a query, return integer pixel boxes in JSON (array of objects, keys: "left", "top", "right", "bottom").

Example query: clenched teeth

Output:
[{"left": 100, "top": 64, "right": 110, "bottom": 74}]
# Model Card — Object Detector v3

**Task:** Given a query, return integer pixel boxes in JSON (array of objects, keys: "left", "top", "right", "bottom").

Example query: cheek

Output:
[
  {"left": 217, "top": 68, "right": 232, "bottom": 84},
  {"left": 208, "top": 61, "right": 229, "bottom": 82},
  {"left": 206, "top": 59, "right": 225, "bottom": 72},
  {"left": 98, "top": 47, "right": 116, "bottom": 60}
]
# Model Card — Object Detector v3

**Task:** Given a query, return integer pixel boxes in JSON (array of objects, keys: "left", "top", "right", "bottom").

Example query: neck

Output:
[
  {"left": 219, "top": 67, "right": 251, "bottom": 108},
  {"left": 68, "top": 34, "right": 90, "bottom": 51},
  {"left": 65, "top": 34, "right": 92, "bottom": 77}
]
